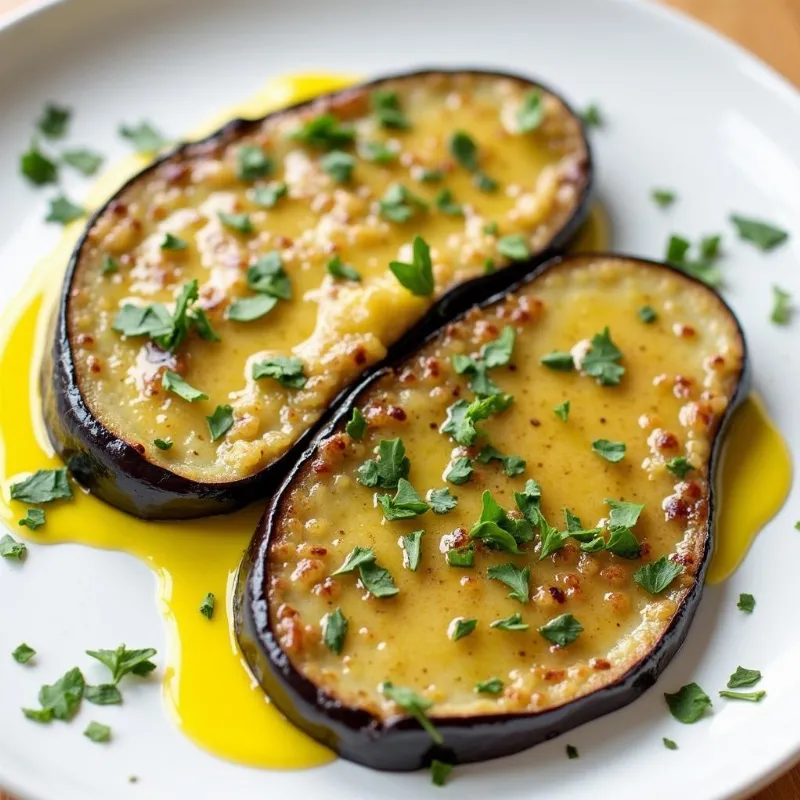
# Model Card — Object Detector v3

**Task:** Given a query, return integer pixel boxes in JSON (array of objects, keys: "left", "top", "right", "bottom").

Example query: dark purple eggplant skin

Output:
[
  {"left": 234, "top": 253, "right": 751, "bottom": 771},
  {"left": 42, "top": 67, "right": 594, "bottom": 520}
]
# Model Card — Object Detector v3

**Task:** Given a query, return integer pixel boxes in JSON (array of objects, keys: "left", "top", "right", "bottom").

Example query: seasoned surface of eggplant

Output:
[
  {"left": 238, "top": 254, "right": 748, "bottom": 770},
  {"left": 49, "top": 69, "right": 591, "bottom": 517}
]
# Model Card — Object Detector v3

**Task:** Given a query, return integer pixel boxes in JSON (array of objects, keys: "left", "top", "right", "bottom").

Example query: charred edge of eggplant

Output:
[
  {"left": 43, "top": 67, "right": 593, "bottom": 520},
  {"left": 235, "top": 253, "right": 751, "bottom": 771}
]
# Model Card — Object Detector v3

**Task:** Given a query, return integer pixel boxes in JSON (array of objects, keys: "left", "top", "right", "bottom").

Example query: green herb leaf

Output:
[
  {"left": 379, "top": 183, "right": 429, "bottom": 223},
  {"left": 119, "top": 121, "right": 168, "bottom": 154},
  {"left": 719, "top": 690, "right": 766, "bottom": 702},
  {"left": 101, "top": 255, "right": 119, "bottom": 276},
  {"left": 389, "top": 235, "right": 434, "bottom": 295},
  {"left": 323, "top": 608, "right": 348, "bottom": 654},
  {"left": 665, "top": 234, "right": 723, "bottom": 288},
  {"left": 345, "top": 408, "right": 367, "bottom": 440},
  {"left": 651, "top": 189, "right": 676, "bottom": 207},
  {"left": 538, "top": 517, "right": 571, "bottom": 559},
  {"left": 12, "top": 643, "right": 35, "bottom": 664},
  {"left": 441, "top": 393, "right": 513, "bottom": 447},
  {"left": 153, "top": 438, "right": 173, "bottom": 451},
  {"left": 475, "top": 677, "right": 504, "bottom": 694},
  {"left": 539, "top": 613, "right": 583, "bottom": 646},
  {"left": 18, "top": 508, "right": 46, "bottom": 530},
  {"left": 112, "top": 303, "right": 173, "bottom": 339},
  {"left": 592, "top": 439, "right": 626, "bottom": 462},
  {"left": 634, "top": 555, "right": 683, "bottom": 594},
  {"left": 434, "top": 188, "right": 463, "bottom": 216},
  {"left": 446, "top": 545, "right": 474, "bottom": 568},
  {"left": 10, "top": 468, "right": 72, "bottom": 504},
  {"left": 371, "top": 90, "right": 410, "bottom": 129},
  {"left": 553, "top": 400, "right": 570, "bottom": 421},
  {"left": 517, "top": 90, "right": 544, "bottom": 133},
  {"left": 218, "top": 211, "right": 253, "bottom": 235},
  {"left": 737, "top": 593, "right": 755, "bottom": 613},
  {"left": 380, "top": 682, "right": 442, "bottom": 744},
  {"left": 326, "top": 255, "right": 361, "bottom": 281},
  {"left": 160, "top": 233, "right": 188, "bottom": 251},
  {"left": 321, "top": 150, "right": 356, "bottom": 183},
  {"left": 37, "top": 104, "right": 70, "bottom": 138},
  {"left": 445, "top": 457, "right": 473, "bottom": 485},
  {"left": 605, "top": 499, "right": 644, "bottom": 529},
  {"left": 199, "top": 592, "right": 215, "bottom": 620},
  {"left": 38, "top": 667, "right": 85, "bottom": 721},
  {"left": 290, "top": 113, "right": 355, "bottom": 150},
  {"left": 497, "top": 234, "right": 530, "bottom": 262},
  {"left": 357, "top": 140, "right": 397, "bottom": 164},
  {"left": 358, "top": 561, "right": 399, "bottom": 598},
  {"left": 416, "top": 167, "right": 444, "bottom": 183},
  {"left": 487, "top": 562, "right": 530, "bottom": 603},
  {"left": 470, "top": 491, "right": 523, "bottom": 554},
  {"left": 771, "top": 286, "right": 793, "bottom": 325},
  {"left": 449, "top": 130, "right": 479, "bottom": 171},
  {"left": 665, "top": 682, "right": 712, "bottom": 723},
  {"left": 604, "top": 526, "right": 640, "bottom": 558},
  {"left": 206, "top": 405, "right": 234, "bottom": 442},
  {"left": 482, "top": 326, "right": 515, "bottom": 367},
  {"left": 638, "top": 305, "right": 657, "bottom": 323},
  {"left": 583, "top": 327, "right": 624, "bottom": 386},
  {"left": 581, "top": 104, "right": 603, "bottom": 128},
  {"left": 540, "top": 351, "right": 574, "bottom": 371},
  {"left": 85, "top": 684, "right": 122, "bottom": 705},
  {"left": 46, "top": 195, "right": 84, "bottom": 225},
  {"left": 428, "top": 487, "right": 457, "bottom": 514},
  {"left": 727, "top": 666, "right": 762, "bottom": 689},
  {"left": 0, "top": 534, "right": 27, "bottom": 560},
  {"left": 666, "top": 456, "right": 695, "bottom": 479},
  {"left": 400, "top": 530, "right": 424, "bottom": 571},
  {"left": 62, "top": 148, "right": 104, "bottom": 176},
  {"left": 84, "top": 721, "right": 111, "bottom": 743},
  {"left": 379, "top": 478, "right": 430, "bottom": 521},
  {"left": 490, "top": 612, "right": 528, "bottom": 631},
  {"left": 86, "top": 645, "right": 157, "bottom": 685},
  {"left": 252, "top": 357, "right": 307, "bottom": 388},
  {"left": 227, "top": 294, "right": 279, "bottom": 322},
  {"left": 430, "top": 760, "right": 453, "bottom": 787},
  {"left": 331, "top": 546, "right": 375, "bottom": 576},
  {"left": 356, "top": 438, "right": 409, "bottom": 489},
  {"left": 22, "top": 707, "right": 53, "bottom": 723},
  {"left": 663, "top": 738, "right": 678, "bottom": 750},
  {"left": 236, "top": 145, "right": 272, "bottom": 181},
  {"left": 477, "top": 445, "right": 526, "bottom": 477},
  {"left": 730, "top": 214, "right": 788, "bottom": 251},
  {"left": 449, "top": 617, "right": 477, "bottom": 641},
  {"left": 20, "top": 140, "right": 58, "bottom": 185},
  {"left": 252, "top": 182, "right": 288, "bottom": 208},
  {"left": 162, "top": 370, "right": 208, "bottom": 402}
]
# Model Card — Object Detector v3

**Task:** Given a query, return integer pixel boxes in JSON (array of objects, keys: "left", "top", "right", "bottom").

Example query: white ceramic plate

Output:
[{"left": 0, "top": 0, "right": 798, "bottom": 798}]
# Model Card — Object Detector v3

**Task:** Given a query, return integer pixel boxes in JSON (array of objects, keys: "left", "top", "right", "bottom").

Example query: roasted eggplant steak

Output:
[
  {"left": 44, "top": 68, "right": 592, "bottom": 518},
  {"left": 236, "top": 254, "right": 748, "bottom": 771}
]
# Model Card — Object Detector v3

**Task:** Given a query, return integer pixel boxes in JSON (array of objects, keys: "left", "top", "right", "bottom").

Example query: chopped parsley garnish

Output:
[
  {"left": 634, "top": 556, "right": 683, "bottom": 594},
  {"left": 10, "top": 468, "right": 72, "bottom": 504},
  {"left": 218, "top": 212, "right": 253, "bottom": 235},
  {"left": 153, "top": 438, "right": 173, "bottom": 451},
  {"left": 592, "top": 439, "right": 626, "bottom": 462},
  {"left": 327, "top": 255, "right": 361, "bottom": 281},
  {"left": 428, "top": 487, "right": 457, "bottom": 514},
  {"left": 20, "top": 140, "right": 58, "bottom": 185},
  {"left": 321, "top": 150, "right": 356, "bottom": 183},
  {"left": 483, "top": 221, "right": 499, "bottom": 236},
  {"left": 380, "top": 682, "right": 442, "bottom": 744},
  {"left": 477, "top": 445, "right": 526, "bottom": 477},
  {"left": 719, "top": 690, "right": 765, "bottom": 702},
  {"left": 727, "top": 667, "right": 761, "bottom": 689},
  {"left": 451, "top": 325, "right": 515, "bottom": 396},
  {"left": 538, "top": 518, "right": 571, "bottom": 559},
  {"left": 400, "top": 530, "right": 424, "bottom": 571},
  {"left": 119, "top": 121, "right": 168, "bottom": 153},
  {"left": 666, "top": 456, "right": 694, "bottom": 479},
  {"left": 252, "top": 357, "right": 307, "bottom": 389},
  {"left": 470, "top": 491, "right": 533, "bottom": 553},
  {"left": 356, "top": 438, "right": 409, "bottom": 489},
  {"left": 566, "top": 745, "right": 579, "bottom": 759},
  {"left": 490, "top": 612, "right": 528, "bottom": 631},
  {"left": 517, "top": 90, "right": 544, "bottom": 132},
  {"left": 651, "top": 189, "right": 676, "bottom": 208},
  {"left": 18, "top": 508, "right": 46, "bottom": 530},
  {"left": 730, "top": 214, "right": 788, "bottom": 251},
  {"left": 448, "top": 130, "right": 496, "bottom": 191},
  {"left": 46, "top": 195, "right": 85, "bottom": 225},
  {"left": 638, "top": 305, "right": 657, "bottom": 323},
  {"left": 449, "top": 618, "right": 477, "bottom": 641},
  {"left": 371, "top": 90, "right": 410, "bottom": 129},
  {"left": 24, "top": 667, "right": 85, "bottom": 723},
  {"left": 62, "top": 148, "right": 104, "bottom": 176},
  {"left": 85, "top": 684, "right": 122, "bottom": 705},
  {"left": 162, "top": 370, "right": 208, "bottom": 402},
  {"left": 434, "top": 188, "right": 464, "bottom": 216},
  {"left": 357, "top": 140, "right": 397, "bottom": 164},
  {"left": 247, "top": 252, "right": 292, "bottom": 299},
  {"left": 487, "top": 562, "right": 530, "bottom": 603},
  {"left": 206, "top": 405, "right": 234, "bottom": 441},
  {"left": 663, "top": 738, "right": 678, "bottom": 750},
  {"left": 236, "top": 145, "right": 272, "bottom": 181},
  {"left": 331, "top": 548, "right": 398, "bottom": 597},
  {"left": 539, "top": 613, "right": 583, "bottom": 646},
  {"left": 771, "top": 286, "right": 792, "bottom": 325},
  {"left": 101, "top": 255, "right": 119, "bottom": 276},
  {"left": 441, "top": 393, "right": 513, "bottom": 447},
  {"left": 581, "top": 104, "right": 603, "bottom": 128},
  {"left": 582, "top": 327, "right": 624, "bottom": 385},
  {"left": 345, "top": 408, "right": 367, "bottom": 440},
  {"left": 737, "top": 593, "right": 755, "bottom": 613},
  {"left": 160, "top": 233, "right": 188, "bottom": 251},
  {"left": 446, "top": 545, "right": 474, "bottom": 568},
  {"left": 665, "top": 233, "right": 723, "bottom": 287},
  {"left": 605, "top": 527, "right": 641, "bottom": 558},
  {"left": 430, "top": 760, "right": 453, "bottom": 787},
  {"left": 0, "top": 535, "right": 27, "bottom": 560},
  {"left": 379, "top": 478, "right": 430, "bottom": 521},
  {"left": 514, "top": 478, "right": 543, "bottom": 526},
  {"left": 86, "top": 644, "right": 157, "bottom": 685},
  {"left": 497, "top": 234, "right": 530, "bottom": 262},
  {"left": 84, "top": 721, "right": 111, "bottom": 743},
  {"left": 665, "top": 682, "right": 711, "bottom": 723},
  {"left": 331, "top": 546, "right": 376, "bottom": 576},
  {"left": 37, "top": 104, "right": 70, "bottom": 138},
  {"left": 199, "top": 592, "right": 215, "bottom": 620},
  {"left": 380, "top": 184, "right": 429, "bottom": 223},
  {"left": 475, "top": 677, "right": 504, "bottom": 695},
  {"left": 606, "top": 499, "right": 644, "bottom": 529},
  {"left": 290, "top": 113, "right": 355, "bottom": 149},
  {"left": 12, "top": 643, "right": 36, "bottom": 664},
  {"left": 323, "top": 608, "right": 348, "bottom": 654},
  {"left": 252, "top": 182, "right": 288, "bottom": 208},
  {"left": 389, "top": 235, "right": 434, "bottom": 295},
  {"left": 540, "top": 351, "right": 574, "bottom": 371},
  {"left": 226, "top": 294, "right": 278, "bottom": 322},
  {"left": 445, "top": 456, "right": 473, "bottom": 485},
  {"left": 416, "top": 167, "right": 444, "bottom": 183},
  {"left": 553, "top": 400, "right": 570, "bottom": 421}
]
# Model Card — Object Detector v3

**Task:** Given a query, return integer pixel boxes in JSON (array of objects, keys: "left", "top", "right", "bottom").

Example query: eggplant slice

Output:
[
  {"left": 44, "top": 68, "right": 592, "bottom": 519},
  {"left": 236, "top": 254, "right": 749, "bottom": 771}
]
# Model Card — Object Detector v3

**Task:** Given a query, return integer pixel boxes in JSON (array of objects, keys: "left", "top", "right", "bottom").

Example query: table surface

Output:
[{"left": 0, "top": 0, "right": 798, "bottom": 798}]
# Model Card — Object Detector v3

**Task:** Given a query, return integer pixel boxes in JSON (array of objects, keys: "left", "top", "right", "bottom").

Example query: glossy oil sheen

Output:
[{"left": 0, "top": 72, "right": 785, "bottom": 768}]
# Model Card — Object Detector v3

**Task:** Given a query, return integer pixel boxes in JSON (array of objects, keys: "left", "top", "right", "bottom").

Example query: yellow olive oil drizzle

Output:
[{"left": 0, "top": 71, "right": 788, "bottom": 770}]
